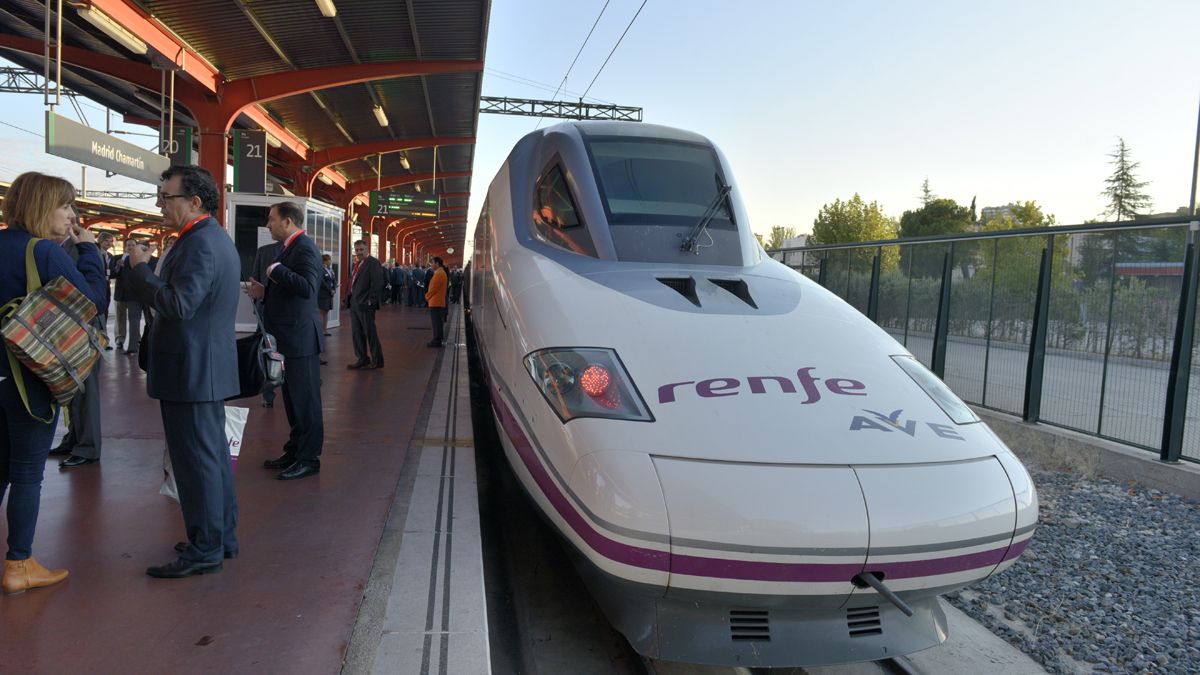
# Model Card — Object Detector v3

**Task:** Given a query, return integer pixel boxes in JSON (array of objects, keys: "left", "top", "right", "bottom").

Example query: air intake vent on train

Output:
[
  {"left": 846, "top": 606, "right": 882, "bottom": 638},
  {"left": 729, "top": 609, "right": 770, "bottom": 642},
  {"left": 709, "top": 278, "right": 758, "bottom": 308},
  {"left": 658, "top": 277, "right": 700, "bottom": 307}
]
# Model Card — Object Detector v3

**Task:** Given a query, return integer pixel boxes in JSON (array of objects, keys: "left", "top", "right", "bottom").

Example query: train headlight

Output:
[
  {"left": 525, "top": 348, "right": 654, "bottom": 423},
  {"left": 891, "top": 355, "right": 979, "bottom": 424}
]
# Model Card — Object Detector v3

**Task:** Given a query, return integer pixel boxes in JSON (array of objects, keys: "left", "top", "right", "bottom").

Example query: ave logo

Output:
[{"left": 849, "top": 409, "right": 964, "bottom": 441}]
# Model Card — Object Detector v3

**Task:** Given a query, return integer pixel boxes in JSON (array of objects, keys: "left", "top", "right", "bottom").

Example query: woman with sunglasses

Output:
[{"left": 0, "top": 172, "right": 108, "bottom": 594}]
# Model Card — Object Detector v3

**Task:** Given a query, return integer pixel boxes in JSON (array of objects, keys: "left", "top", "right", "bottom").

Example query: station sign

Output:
[
  {"left": 369, "top": 191, "right": 440, "bottom": 219},
  {"left": 45, "top": 111, "right": 169, "bottom": 185},
  {"left": 232, "top": 129, "right": 267, "bottom": 194}
]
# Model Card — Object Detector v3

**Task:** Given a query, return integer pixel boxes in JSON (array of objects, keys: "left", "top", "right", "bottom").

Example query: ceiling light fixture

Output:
[
  {"left": 78, "top": 7, "right": 148, "bottom": 55},
  {"left": 372, "top": 105, "right": 389, "bottom": 127},
  {"left": 317, "top": 172, "right": 334, "bottom": 186},
  {"left": 414, "top": 183, "right": 422, "bottom": 193},
  {"left": 399, "top": 153, "right": 410, "bottom": 170},
  {"left": 265, "top": 133, "right": 282, "bottom": 149},
  {"left": 314, "top": 0, "right": 337, "bottom": 18}
]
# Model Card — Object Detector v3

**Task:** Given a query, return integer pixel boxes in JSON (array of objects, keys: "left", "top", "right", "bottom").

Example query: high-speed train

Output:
[{"left": 466, "top": 121, "right": 1037, "bottom": 667}]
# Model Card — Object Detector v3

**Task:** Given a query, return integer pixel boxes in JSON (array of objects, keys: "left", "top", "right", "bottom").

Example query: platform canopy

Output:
[{"left": 0, "top": 0, "right": 487, "bottom": 265}]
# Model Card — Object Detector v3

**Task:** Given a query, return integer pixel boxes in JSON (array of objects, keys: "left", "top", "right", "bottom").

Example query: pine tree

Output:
[
  {"left": 1101, "top": 137, "right": 1152, "bottom": 221},
  {"left": 920, "top": 177, "right": 936, "bottom": 206}
]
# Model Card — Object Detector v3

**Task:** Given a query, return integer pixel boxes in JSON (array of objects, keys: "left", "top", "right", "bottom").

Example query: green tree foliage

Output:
[
  {"left": 898, "top": 198, "right": 975, "bottom": 278},
  {"left": 1101, "top": 137, "right": 1152, "bottom": 221},
  {"left": 764, "top": 225, "right": 797, "bottom": 250},
  {"left": 811, "top": 194, "right": 898, "bottom": 271}
]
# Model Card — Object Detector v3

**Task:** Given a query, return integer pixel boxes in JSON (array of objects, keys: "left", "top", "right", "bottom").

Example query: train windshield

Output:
[{"left": 585, "top": 138, "right": 744, "bottom": 265}]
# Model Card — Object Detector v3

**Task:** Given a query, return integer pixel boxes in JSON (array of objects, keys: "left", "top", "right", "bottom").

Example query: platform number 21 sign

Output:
[{"left": 234, "top": 129, "right": 268, "bottom": 194}]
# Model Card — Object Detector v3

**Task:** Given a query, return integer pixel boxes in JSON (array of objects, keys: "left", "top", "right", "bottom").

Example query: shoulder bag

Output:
[
  {"left": 228, "top": 304, "right": 285, "bottom": 400},
  {"left": 0, "top": 238, "right": 105, "bottom": 422}
]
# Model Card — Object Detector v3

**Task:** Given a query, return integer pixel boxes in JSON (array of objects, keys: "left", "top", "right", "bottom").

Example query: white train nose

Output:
[
  {"left": 652, "top": 457, "right": 869, "bottom": 607},
  {"left": 649, "top": 455, "right": 1029, "bottom": 602}
]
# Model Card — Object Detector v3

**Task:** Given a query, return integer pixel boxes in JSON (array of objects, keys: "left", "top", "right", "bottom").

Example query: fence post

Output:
[
  {"left": 1023, "top": 237, "right": 1053, "bottom": 423},
  {"left": 866, "top": 249, "right": 881, "bottom": 322},
  {"left": 817, "top": 255, "right": 828, "bottom": 287},
  {"left": 931, "top": 248, "right": 953, "bottom": 377},
  {"left": 1161, "top": 238, "right": 1200, "bottom": 461}
]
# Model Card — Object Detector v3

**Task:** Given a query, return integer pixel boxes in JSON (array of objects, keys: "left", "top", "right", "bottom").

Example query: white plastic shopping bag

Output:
[
  {"left": 160, "top": 405, "right": 250, "bottom": 502},
  {"left": 225, "top": 405, "right": 248, "bottom": 468}
]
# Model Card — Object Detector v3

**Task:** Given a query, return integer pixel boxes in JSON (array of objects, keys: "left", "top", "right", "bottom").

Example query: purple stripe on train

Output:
[{"left": 490, "top": 385, "right": 1021, "bottom": 583}]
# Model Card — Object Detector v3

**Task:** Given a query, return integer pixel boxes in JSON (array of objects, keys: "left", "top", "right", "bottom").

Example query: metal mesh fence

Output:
[
  {"left": 773, "top": 219, "right": 1200, "bottom": 463},
  {"left": 1097, "top": 229, "right": 1185, "bottom": 447},
  {"left": 1039, "top": 231, "right": 1109, "bottom": 435}
]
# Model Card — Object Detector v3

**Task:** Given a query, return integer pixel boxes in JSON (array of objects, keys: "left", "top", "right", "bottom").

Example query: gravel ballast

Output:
[{"left": 945, "top": 467, "right": 1200, "bottom": 674}]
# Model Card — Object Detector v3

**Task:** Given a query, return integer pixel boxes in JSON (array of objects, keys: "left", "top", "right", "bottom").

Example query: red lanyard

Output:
[
  {"left": 283, "top": 229, "right": 304, "bottom": 251},
  {"left": 179, "top": 215, "right": 206, "bottom": 237}
]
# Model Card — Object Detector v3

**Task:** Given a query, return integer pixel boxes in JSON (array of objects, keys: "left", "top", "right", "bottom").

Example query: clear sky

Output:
[
  {"left": 2, "top": 0, "right": 1199, "bottom": 247},
  {"left": 471, "top": 0, "right": 1200, "bottom": 243}
]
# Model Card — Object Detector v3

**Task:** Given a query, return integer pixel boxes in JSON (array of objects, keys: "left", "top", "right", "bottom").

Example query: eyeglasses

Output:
[{"left": 156, "top": 192, "right": 190, "bottom": 203}]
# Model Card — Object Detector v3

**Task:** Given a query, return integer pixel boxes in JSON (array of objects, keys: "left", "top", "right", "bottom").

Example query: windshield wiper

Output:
[{"left": 680, "top": 176, "right": 733, "bottom": 255}]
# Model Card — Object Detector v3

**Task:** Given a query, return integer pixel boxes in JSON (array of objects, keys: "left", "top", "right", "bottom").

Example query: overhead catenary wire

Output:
[
  {"left": 550, "top": 0, "right": 611, "bottom": 100},
  {"left": 581, "top": 0, "right": 648, "bottom": 101},
  {"left": 484, "top": 68, "right": 613, "bottom": 104},
  {"left": 536, "top": 0, "right": 612, "bottom": 129}
]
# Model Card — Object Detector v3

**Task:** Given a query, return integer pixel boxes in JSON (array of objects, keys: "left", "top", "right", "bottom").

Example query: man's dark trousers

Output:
[
  {"left": 430, "top": 306, "right": 446, "bottom": 344},
  {"left": 352, "top": 305, "right": 383, "bottom": 366},
  {"left": 280, "top": 353, "right": 323, "bottom": 460},
  {"left": 60, "top": 315, "right": 104, "bottom": 459},
  {"left": 160, "top": 400, "right": 238, "bottom": 564}
]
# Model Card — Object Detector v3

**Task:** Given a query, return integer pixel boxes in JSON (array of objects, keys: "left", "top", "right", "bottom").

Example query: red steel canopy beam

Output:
[{"left": 86, "top": 0, "right": 222, "bottom": 91}]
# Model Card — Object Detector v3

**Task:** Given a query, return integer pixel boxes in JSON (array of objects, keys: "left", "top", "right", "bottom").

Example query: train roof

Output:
[{"left": 542, "top": 121, "right": 713, "bottom": 146}]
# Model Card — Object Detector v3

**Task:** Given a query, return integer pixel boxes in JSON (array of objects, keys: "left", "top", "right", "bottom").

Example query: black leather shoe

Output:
[
  {"left": 324, "top": 332, "right": 332, "bottom": 336},
  {"left": 174, "top": 542, "right": 238, "bottom": 559},
  {"left": 278, "top": 461, "right": 320, "bottom": 481},
  {"left": 367, "top": 362, "right": 384, "bottom": 369},
  {"left": 347, "top": 362, "right": 366, "bottom": 370},
  {"left": 146, "top": 558, "right": 222, "bottom": 578},
  {"left": 60, "top": 455, "right": 98, "bottom": 468},
  {"left": 48, "top": 444, "right": 73, "bottom": 456},
  {"left": 263, "top": 454, "right": 295, "bottom": 469},
  {"left": 320, "top": 360, "right": 328, "bottom": 365}
]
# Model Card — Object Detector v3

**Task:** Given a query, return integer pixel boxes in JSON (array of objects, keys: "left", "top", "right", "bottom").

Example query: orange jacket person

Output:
[{"left": 425, "top": 257, "right": 448, "bottom": 347}]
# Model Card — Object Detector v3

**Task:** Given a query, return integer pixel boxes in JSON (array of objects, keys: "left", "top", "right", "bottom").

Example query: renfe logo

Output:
[{"left": 658, "top": 367, "right": 867, "bottom": 405}]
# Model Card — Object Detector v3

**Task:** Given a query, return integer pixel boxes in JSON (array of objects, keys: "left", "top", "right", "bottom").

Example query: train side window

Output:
[{"left": 532, "top": 165, "right": 597, "bottom": 257}]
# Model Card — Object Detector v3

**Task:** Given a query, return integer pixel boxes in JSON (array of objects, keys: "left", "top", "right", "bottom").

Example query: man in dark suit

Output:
[
  {"left": 390, "top": 262, "right": 405, "bottom": 306},
  {"left": 246, "top": 201, "right": 324, "bottom": 481},
  {"left": 112, "top": 237, "right": 142, "bottom": 354},
  {"left": 345, "top": 239, "right": 386, "bottom": 369},
  {"left": 126, "top": 165, "right": 240, "bottom": 579},
  {"left": 250, "top": 240, "right": 282, "bottom": 408}
]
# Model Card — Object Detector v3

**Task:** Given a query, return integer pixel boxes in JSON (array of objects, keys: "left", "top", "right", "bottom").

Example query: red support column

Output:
[{"left": 197, "top": 130, "right": 229, "bottom": 226}]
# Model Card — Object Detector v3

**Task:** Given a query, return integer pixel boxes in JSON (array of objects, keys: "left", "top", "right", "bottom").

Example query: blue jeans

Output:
[{"left": 0, "top": 379, "right": 58, "bottom": 561}]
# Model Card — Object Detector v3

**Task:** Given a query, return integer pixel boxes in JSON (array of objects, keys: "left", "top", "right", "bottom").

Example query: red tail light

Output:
[
  {"left": 524, "top": 348, "right": 653, "bottom": 423},
  {"left": 580, "top": 365, "right": 611, "bottom": 396}
]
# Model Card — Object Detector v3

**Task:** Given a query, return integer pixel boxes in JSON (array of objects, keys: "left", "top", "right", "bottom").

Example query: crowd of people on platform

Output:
[{"left": 0, "top": 167, "right": 462, "bottom": 595}]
